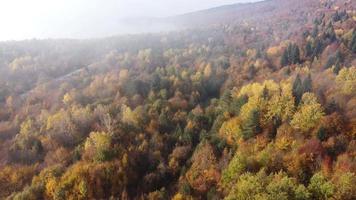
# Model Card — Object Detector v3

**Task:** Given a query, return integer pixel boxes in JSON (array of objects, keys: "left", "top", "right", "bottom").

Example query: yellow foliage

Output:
[
  {"left": 235, "top": 80, "right": 279, "bottom": 98},
  {"left": 266, "top": 46, "right": 281, "bottom": 57},
  {"left": 84, "top": 132, "right": 111, "bottom": 152},
  {"left": 181, "top": 70, "right": 189, "bottom": 80},
  {"left": 336, "top": 67, "right": 356, "bottom": 95},
  {"left": 219, "top": 117, "right": 242, "bottom": 145},
  {"left": 232, "top": 80, "right": 282, "bottom": 120},
  {"left": 239, "top": 95, "right": 264, "bottom": 121},
  {"left": 20, "top": 118, "right": 34, "bottom": 136},
  {"left": 295, "top": 65, "right": 310, "bottom": 75},
  {"left": 265, "top": 81, "right": 295, "bottom": 122},
  {"left": 121, "top": 104, "right": 139, "bottom": 126},
  {"left": 203, "top": 63, "right": 213, "bottom": 78},
  {"left": 63, "top": 93, "right": 73, "bottom": 105},
  {"left": 172, "top": 193, "right": 185, "bottom": 200},
  {"left": 46, "top": 109, "right": 67, "bottom": 131},
  {"left": 335, "top": 29, "right": 344, "bottom": 37},
  {"left": 246, "top": 49, "right": 257, "bottom": 58},
  {"left": 45, "top": 178, "right": 58, "bottom": 199},
  {"left": 119, "top": 69, "right": 129, "bottom": 81},
  {"left": 191, "top": 71, "right": 203, "bottom": 83},
  {"left": 291, "top": 93, "right": 324, "bottom": 132}
]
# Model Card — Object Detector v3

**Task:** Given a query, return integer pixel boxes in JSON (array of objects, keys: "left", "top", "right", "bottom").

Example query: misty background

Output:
[{"left": 0, "top": 0, "right": 261, "bottom": 41}]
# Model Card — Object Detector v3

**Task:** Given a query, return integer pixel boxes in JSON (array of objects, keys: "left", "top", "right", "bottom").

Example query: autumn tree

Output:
[
  {"left": 83, "top": 132, "right": 113, "bottom": 162},
  {"left": 291, "top": 93, "right": 324, "bottom": 132}
]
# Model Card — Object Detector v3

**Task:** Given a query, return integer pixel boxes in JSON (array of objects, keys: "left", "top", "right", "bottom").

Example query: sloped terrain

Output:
[{"left": 0, "top": 0, "right": 355, "bottom": 199}]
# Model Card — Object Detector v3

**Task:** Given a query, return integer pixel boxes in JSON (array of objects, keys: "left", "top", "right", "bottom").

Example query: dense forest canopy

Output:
[{"left": 0, "top": 0, "right": 355, "bottom": 199}]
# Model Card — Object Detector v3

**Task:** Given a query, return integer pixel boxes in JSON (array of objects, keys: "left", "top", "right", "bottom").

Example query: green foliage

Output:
[
  {"left": 293, "top": 74, "right": 303, "bottom": 105},
  {"left": 241, "top": 109, "right": 261, "bottom": 140},
  {"left": 293, "top": 74, "right": 313, "bottom": 105},
  {"left": 281, "top": 43, "right": 300, "bottom": 67},
  {"left": 220, "top": 154, "right": 247, "bottom": 190},
  {"left": 225, "top": 170, "right": 267, "bottom": 200},
  {"left": 308, "top": 173, "right": 334, "bottom": 200},
  {"left": 305, "top": 41, "right": 313, "bottom": 58},
  {"left": 333, "top": 172, "right": 356, "bottom": 200},
  {"left": 350, "top": 30, "right": 356, "bottom": 53},
  {"left": 9, "top": 135, "right": 44, "bottom": 164}
]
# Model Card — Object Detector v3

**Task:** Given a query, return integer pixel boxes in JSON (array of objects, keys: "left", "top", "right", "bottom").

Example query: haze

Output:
[{"left": 0, "top": 0, "right": 260, "bottom": 41}]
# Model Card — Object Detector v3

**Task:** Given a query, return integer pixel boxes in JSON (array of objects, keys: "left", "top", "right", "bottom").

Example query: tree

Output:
[
  {"left": 281, "top": 49, "right": 289, "bottom": 67},
  {"left": 225, "top": 170, "right": 267, "bottom": 200},
  {"left": 220, "top": 153, "right": 247, "bottom": 191},
  {"left": 290, "top": 44, "right": 300, "bottom": 64},
  {"left": 308, "top": 173, "right": 334, "bottom": 200},
  {"left": 84, "top": 132, "right": 113, "bottom": 162},
  {"left": 333, "top": 61, "right": 341, "bottom": 74},
  {"left": 350, "top": 30, "right": 356, "bottom": 53},
  {"left": 266, "top": 81, "right": 295, "bottom": 122},
  {"left": 336, "top": 67, "right": 356, "bottom": 95},
  {"left": 291, "top": 93, "right": 324, "bottom": 132},
  {"left": 293, "top": 74, "right": 303, "bottom": 105},
  {"left": 302, "top": 74, "right": 312, "bottom": 93},
  {"left": 332, "top": 172, "right": 356, "bottom": 200},
  {"left": 241, "top": 109, "right": 261, "bottom": 140},
  {"left": 121, "top": 104, "right": 138, "bottom": 126},
  {"left": 305, "top": 41, "right": 313, "bottom": 58},
  {"left": 281, "top": 44, "right": 300, "bottom": 67},
  {"left": 185, "top": 142, "right": 220, "bottom": 193},
  {"left": 219, "top": 117, "right": 242, "bottom": 145}
]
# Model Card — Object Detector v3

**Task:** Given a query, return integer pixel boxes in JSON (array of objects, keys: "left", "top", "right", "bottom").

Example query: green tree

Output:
[
  {"left": 350, "top": 30, "right": 356, "bottom": 53},
  {"left": 281, "top": 48, "right": 289, "bottom": 67},
  {"left": 241, "top": 109, "right": 261, "bottom": 140},
  {"left": 305, "top": 41, "right": 313, "bottom": 57},
  {"left": 292, "top": 74, "right": 303, "bottom": 105},
  {"left": 308, "top": 173, "right": 334, "bottom": 200},
  {"left": 302, "top": 74, "right": 312, "bottom": 93}
]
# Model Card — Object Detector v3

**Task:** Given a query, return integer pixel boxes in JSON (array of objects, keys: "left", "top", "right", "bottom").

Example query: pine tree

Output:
[
  {"left": 313, "top": 39, "right": 323, "bottom": 58},
  {"left": 281, "top": 48, "right": 289, "bottom": 67},
  {"left": 281, "top": 44, "right": 300, "bottom": 67},
  {"left": 302, "top": 74, "right": 312, "bottom": 93},
  {"left": 333, "top": 61, "right": 341, "bottom": 74},
  {"left": 350, "top": 30, "right": 356, "bottom": 53},
  {"left": 291, "top": 44, "right": 300, "bottom": 64},
  {"left": 325, "top": 22, "right": 336, "bottom": 42},
  {"left": 241, "top": 109, "right": 261, "bottom": 140},
  {"left": 312, "top": 23, "right": 318, "bottom": 38},
  {"left": 292, "top": 74, "right": 303, "bottom": 105},
  {"left": 325, "top": 55, "right": 336, "bottom": 69},
  {"left": 305, "top": 41, "right": 313, "bottom": 57}
]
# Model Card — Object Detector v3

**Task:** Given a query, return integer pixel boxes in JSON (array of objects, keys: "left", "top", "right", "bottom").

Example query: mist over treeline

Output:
[{"left": 0, "top": 0, "right": 260, "bottom": 41}]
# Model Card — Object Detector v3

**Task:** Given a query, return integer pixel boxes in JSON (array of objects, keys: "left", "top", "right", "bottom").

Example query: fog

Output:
[{"left": 0, "top": 0, "right": 260, "bottom": 41}]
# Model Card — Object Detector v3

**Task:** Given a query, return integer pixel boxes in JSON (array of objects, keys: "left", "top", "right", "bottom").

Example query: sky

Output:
[{"left": 0, "top": 0, "right": 260, "bottom": 41}]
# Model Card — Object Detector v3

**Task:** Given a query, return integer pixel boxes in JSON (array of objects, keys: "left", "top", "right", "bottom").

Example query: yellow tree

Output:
[
  {"left": 291, "top": 93, "right": 324, "bottom": 132},
  {"left": 219, "top": 117, "right": 242, "bottom": 145},
  {"left": 121, "top": 104, "right": 139, "bottom": 126},
  {"left": 336, "top": 67, "right": 356, "bottom": 95},
  {"left": 265, "top": 81, "right": 295, "bottom": 122},
  {"left": 84, "top": 131, "right": 112, "bottom": 162}
]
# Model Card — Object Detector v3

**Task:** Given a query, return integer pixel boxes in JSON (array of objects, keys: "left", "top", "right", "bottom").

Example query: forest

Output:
[{"left": 0, "top": 0, "right": 355, "bottom": 199}]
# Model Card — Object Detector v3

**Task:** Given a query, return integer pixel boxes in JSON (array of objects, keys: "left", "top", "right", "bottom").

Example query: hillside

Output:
[{"left": 0, "top": 0, "right": 355, "bottom": 199}]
